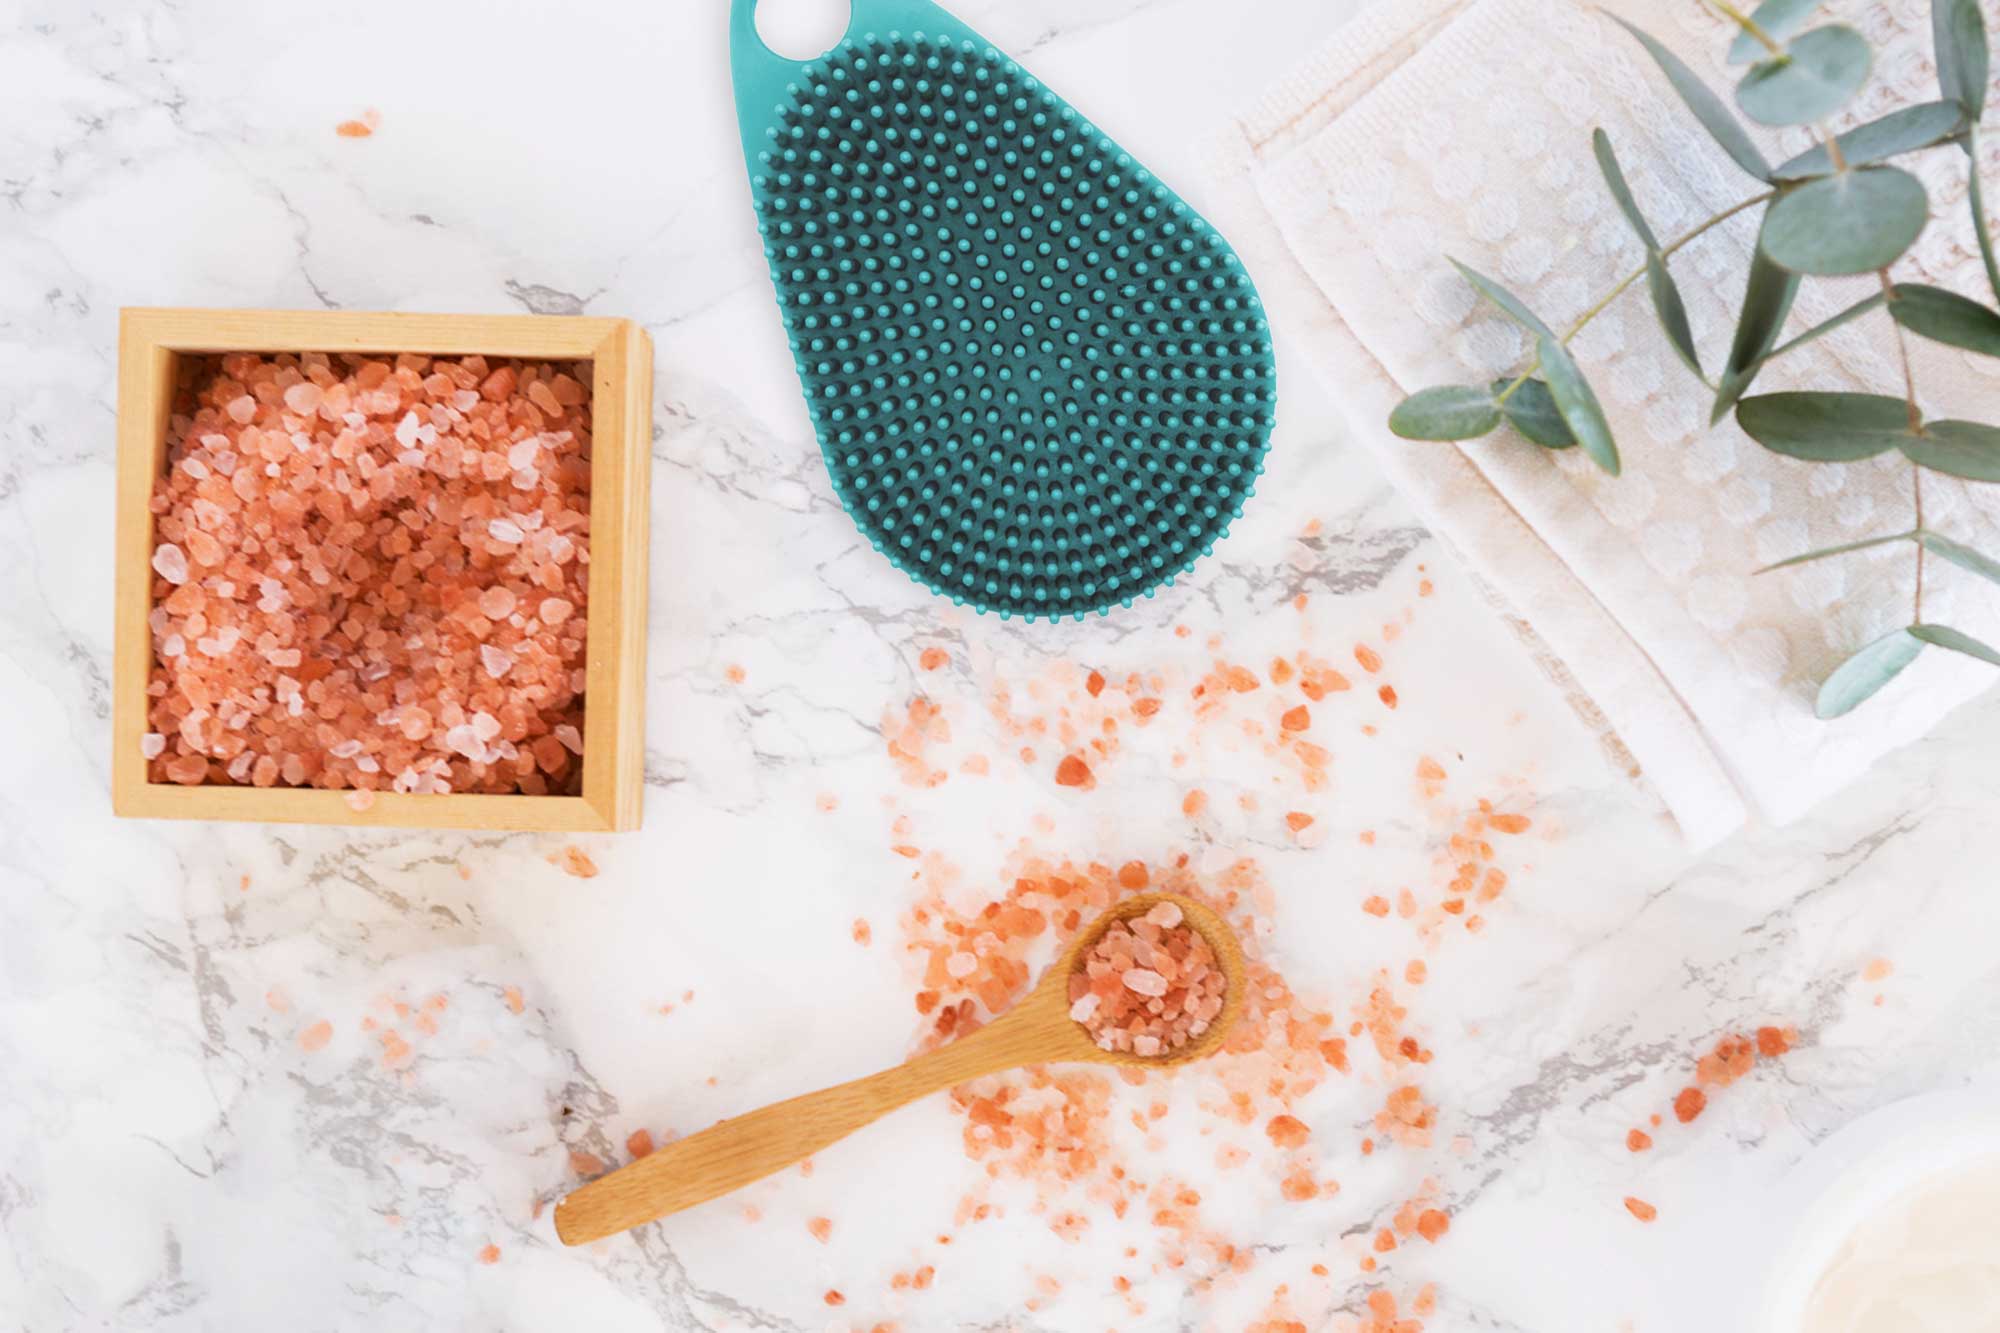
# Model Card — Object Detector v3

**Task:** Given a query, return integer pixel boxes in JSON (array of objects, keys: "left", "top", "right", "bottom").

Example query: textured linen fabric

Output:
[{"left": 1203, "top": 0, "right": 2000, "bottom": 847}]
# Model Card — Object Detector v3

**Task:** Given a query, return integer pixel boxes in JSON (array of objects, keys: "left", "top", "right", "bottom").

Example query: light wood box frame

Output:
[{"left": 112, "top": 308, "right": 652, "bottom": 832}]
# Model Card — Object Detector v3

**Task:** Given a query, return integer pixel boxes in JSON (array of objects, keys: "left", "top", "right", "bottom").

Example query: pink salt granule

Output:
[
  {"left": 1069, "top": 901, "right": 1227, "bottom": 1057},
  {"left": 144, "top": 351, "right": 593, "bottom": 796}
]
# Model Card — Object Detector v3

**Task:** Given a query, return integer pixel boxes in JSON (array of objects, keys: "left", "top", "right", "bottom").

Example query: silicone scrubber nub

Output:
[{"left": 730, "top": 0, "right": 1276, "bottom": 620}]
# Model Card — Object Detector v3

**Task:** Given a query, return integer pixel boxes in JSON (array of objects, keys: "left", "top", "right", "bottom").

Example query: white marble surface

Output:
[{"left": 4, "top": 1, "right": 2000, "bottom": 1330}]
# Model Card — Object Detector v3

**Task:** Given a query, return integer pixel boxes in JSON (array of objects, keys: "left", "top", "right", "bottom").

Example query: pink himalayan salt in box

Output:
[{"left": 113, "top": 309, "right": 651, "bottom": 831}]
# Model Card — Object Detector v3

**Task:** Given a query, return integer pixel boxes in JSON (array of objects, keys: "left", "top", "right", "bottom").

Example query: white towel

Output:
[{"left": 1202, "top": 0, "right": 2000, "bottom": 847}]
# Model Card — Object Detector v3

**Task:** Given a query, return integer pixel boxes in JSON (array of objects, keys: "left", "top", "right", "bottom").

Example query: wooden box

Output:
[{"left": 112, "top": 308, "right": 652, "bottom": 831}]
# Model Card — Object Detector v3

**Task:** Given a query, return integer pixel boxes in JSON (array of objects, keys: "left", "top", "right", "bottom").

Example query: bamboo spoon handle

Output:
[{"left": 553, "top": 1014, "right": 1058, "bottom": 1245}]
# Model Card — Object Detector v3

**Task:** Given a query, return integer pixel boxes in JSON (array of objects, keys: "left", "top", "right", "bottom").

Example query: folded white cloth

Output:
[{"left": 1202, "top": 0, "right": 2000, "bottom": 847}]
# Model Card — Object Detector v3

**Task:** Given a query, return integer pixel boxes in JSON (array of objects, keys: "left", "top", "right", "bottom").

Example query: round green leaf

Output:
[
  {"left": 1728, "top": 0, "right": 1822, "bottom": 64},
  {"left": 1816, "top": 629, "right": 1924, "bottom": 719},
  {"left": 1737, "top": 26, "right": 1872, "bottom": 127},
  {"left": 1900, "top": 419, "right": 2000, "bottom": 481},
  {"left": 1888, "top": 284, "right": 2000, "bottom": 356},
  {"left": 1761, "top": 166, "right": 1928, "bottom": 275},
  {"left": 1736, "top": 391, "right": 1911, "bottom": 461},
  {"left": 1390, "top": 386, "right": 1502, "bottom": 441},
  {"left": 1492, "top": 378, "right": 1577, "bottom": 448},
  {"left": 1537, "top": 335, "right": 1619, "bottom": 476},
  {"left": 1772, "top": 101, "right": 1967, "bottom": 180},
  {"left": 1912, "top": 623, "right": 2000, "bottom": 668}
]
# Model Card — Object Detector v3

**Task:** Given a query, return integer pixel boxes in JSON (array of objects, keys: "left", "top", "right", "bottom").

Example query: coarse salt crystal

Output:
[
  {"left": 470, "top": 711, "right": 501, "bottom": 743},
  {"left": 152, "top": 543, "right": 190, "bottom": 585},
  {"left": 1122, "top": 968, "right": 1169, "bottom": 997},
  {"left": 539, "top": 597, "right": 574, "bottom": 626},
  {"left": 329, "top": 739, "right": 363, "bottom": 759},
  {"left": 140, "top": 733, "right": 166, "bottom": 759},
  {"left": 488, "top": 518, "right": 525, "bottom": 544},
  {"left": 480, "top": 645, "right": 513, "bottom": 679},
  {"left": 1144, "top": 901, "right": 1184, "bottom": 929},
  {"left": 283, "top": 382, "right": 322, "bottom": 414},
  {"left": 507, "top": 438, "right": 540, "bottom": 470},
  {"left": 946, "top": 951, "right": 979, "bottom": 979},
  {"left": 1069, "top": 994, "right": 1100, "bottom": 1022},
  {"left": 478, "top": 587, "right": 516, "bottom": 620},
  {"left": 554, "top": 724, "right": 584, "bottom": 754}
]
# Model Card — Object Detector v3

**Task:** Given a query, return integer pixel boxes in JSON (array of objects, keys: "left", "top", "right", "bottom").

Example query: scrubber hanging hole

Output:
[{"left": 752, "top": 0, "right": 852, "bottom": 60}]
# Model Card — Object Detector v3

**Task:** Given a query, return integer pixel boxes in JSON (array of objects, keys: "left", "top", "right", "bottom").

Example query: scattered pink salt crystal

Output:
[
  {"left": 225, "top": 395, "right": 257, "bottom": 424},
  {"left": 1144, "top": 901, "right": 1184, "bottom": 929},
  {"left": 1122, "top": 968, "right": 1168, "bottom": 997},
  {"left": 152, "top": 543, "right": 189, "bottom": 585},
  {"left": 140, "top": 733, "right": 166, "bottom": 760},
  {"left": 283, "top": 382, "right": 322, "bottom": 415},
  {"left": 478, "top": 587, "right": 517, "bottom": 620},
  {"left": 539, "top": 597, "right": 574, "bottom": 626},
  {"left": 945, "top": 951, "right": 978, "bottom": 979},
  {"left": 488, "top": 517, "right": 525, "bottom": 545},
  {"left": 479, "top": 645, "right": 513, "bottom": 679}
]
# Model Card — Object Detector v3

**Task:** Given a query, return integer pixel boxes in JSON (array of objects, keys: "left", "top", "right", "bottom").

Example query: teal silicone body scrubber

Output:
[{"left": 730, "top": 0, "right": 1275, "bottom": 620}]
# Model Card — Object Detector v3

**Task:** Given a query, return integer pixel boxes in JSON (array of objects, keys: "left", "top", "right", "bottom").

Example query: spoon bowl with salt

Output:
[{"left": 554, "top": 891, "right": 1246, "bottom": 1245}]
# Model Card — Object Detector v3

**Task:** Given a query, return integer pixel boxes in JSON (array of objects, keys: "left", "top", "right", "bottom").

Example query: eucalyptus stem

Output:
[
  {"left": 1707, "top": 0, "right": 1785, "bottom": 57},
  {"left": 1493, "top": 191, "right": 1774, "bottom": 403},
  {"left": 1877, "top": 268, "right": 1928, "bottom": 622}
]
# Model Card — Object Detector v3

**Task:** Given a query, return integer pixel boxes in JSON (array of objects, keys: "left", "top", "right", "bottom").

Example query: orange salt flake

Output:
[
  {"left": 1224, "top": 664, "right": 1261, "bottom": 692},
  {"left": 298, "top": 1019, "right": 333, "bottom": 1052},
  {"left": 1265, "top": 1114, "right": 1311, "bottom": 1149},
  {"left": 1181, "top": 789, "right": 1208, "bottom": 817},
  {"left": 1416, "top": 1208, "right": 1450, "bottom": 1242},
  {"left": 477, "top": 1243, "right": 500, "bottom": 1264},
  {"left": 851, "top": 918, "right": 872, "bottom": 946},
  {"left": 265, "top": 987, "right": 291, "bottom": 1013},
  {"left": 1362, "top": 895, "right": 1390, "bottom": 917},
  {"left": 1488, "top": 812, "right": 1532, "bottom": 834},
  {"left": 1054, "top": 754, "right": 1095, "bottom": 788},
  {"left": 816, "top": 791, "right": 840, "bottom": 812},
  {"left": 919, "top": 647, "right": 950, "bottom": 671},
  {"left": 335, "top": 118, "right": 375, "bottom": 138},
  {"left": 1377, "top": 684, "right": 1399, "bottom": 709},
  {"left": 1624, "top": 1196, "right": 1658, "bottom": 1223},
  {"left": 1627, "top": 1128, "right": 1653, "bottom": 1152},
  {"left": 808, "top": 1216, "right": 832, "bottom": 1243},
  {"left": 1415, "top": 756, "right": 1447, "bottom": 782},
  {"left": 569, "top": 1150, "right": 605, "bottom": 1177},
  {"left": 1280, "top": 1169, "right": 1318, "bottom": 1202},
  {"left": 503, "top": 985, "right": 524, "bottom": 1015},
  {"left": 1367, "top": 1290, "right": 1397, "bottom": 1320},
  {"left": 1673, "top": 1087, "right": 1707, "bottom": 1124},
  {"left": 558, "top": 846, "right": 598, "bottom": 878},
  {"left": 1354, "top": 644, "right": 1383, "bottom": 673},
  {"left": 1862, "top": 957, "right": 1894, "bottom": 982},
  {"left": 1404, "top": 960, "right": 1427, "bottom": 985},
  {"left": 723, "top": 663, "right": 746, "bottom": 684},
  {"left": 1280, "top": 705, "right": 1311, "bottom": 732},
  {"left": 1358, "top": 1256, "right": 1377, "bottom": 1273},
  {"left": 1117, "top": 861, "right": 1150, "bottom": 889},
  {"left": 1085, "top": 669, "right": 1106, "bottom": 696},
  {"left": 1372, "top": 1228, "right": 1398, "bottom": 1253},
  {"left": 1132, "top": 697, "right": 1162, "bottom": 718},
  {"left": 1756, "top": 1025, "right": 1795, "bottom": 1058},
  {"left": 1270, "top": 658, "right": 1296, "bottom": 685},
  {"left": 1285, "top": 811, "right": 1314, "bottom": 833},
  {"left": 824, "top": 1290, "right": 845, "bottom": 1307},
  {"left": 626, "top": 1129, "right": 654, "bottom": 1159}
]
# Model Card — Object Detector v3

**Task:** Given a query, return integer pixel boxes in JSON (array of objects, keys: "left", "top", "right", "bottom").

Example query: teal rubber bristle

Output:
[{"left": 730, "top": 0, "right": 1276, "bottom": 621}]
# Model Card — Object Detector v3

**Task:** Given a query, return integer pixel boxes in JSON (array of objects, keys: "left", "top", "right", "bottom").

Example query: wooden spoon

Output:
[{"left": 554, "top": 891, "right": 1246, "bottom": 1245}]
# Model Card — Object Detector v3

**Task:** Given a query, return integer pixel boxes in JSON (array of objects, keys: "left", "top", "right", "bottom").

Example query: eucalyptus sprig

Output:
[{"left": 1390, "top": 0, "right": 2000, "bottom": 719}]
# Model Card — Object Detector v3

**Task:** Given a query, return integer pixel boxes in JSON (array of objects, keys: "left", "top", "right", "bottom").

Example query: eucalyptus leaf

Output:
[
  {"left": 1728, "top": 0, "right": 1820, "bottom": 64},
  {"left": 1736, "top": 391, "right": 1912, "bottom": 461},
  {"left": 1492, "top": 378, "right": 1577, "bottom": 448},
  {"left": 1888, "top": 284, "right": 2000, "bottom": 356},
  {"left": 1537, "top": 335, "right": 1620, "bottom": 475},
  {"left": 1763, "top": 291, "right": 1888, "bottom": 362},
  {"left": 1389, "top": 386, "right": 1503, "bottom": 441},
  {"left": 1911, "top": 623, "right": 2000, "bottom": 668},
  {"left": 1772, "top": 101, "right": 1967, "bottom": 180},
  {"left": 1918, "top": 531, "right": 2000, "bottom": 588},
  {"left": 1608, "top": 14, "right": 1774, "bottom": 182},
  {"left": 1449, "top": 258, "right": 1555, "bottom": 339},
  {"left": 1646, "top": 252, "right": 1705, "bottom": 382},
  {"left": 1934, "top": 0, "right": 1990, "bottom": 118},
  {"left": 1754, "top": 530, "right": 1916, "bottom": 574},
  {"left": 1737, "top": 26, "right": 1872, "bottom": 127},
  {"left": 1900, "top": 419, "right": 2000, "bottom": 481},
  {"left": 1968, "top": 129, "right": 2000, "bottom": 304},
  {"left": 1761, "top": 166, "right": 1928, "bottom": 275},
  {"left": 1714, "top": 238, "right": 1801, "bottom": 424},
  {"left": 1593, "top": 129, "right": 1659, "bottom": 249},
  {"left": 1816, "top": 628, "right": 1925, "bottom": 719}
]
